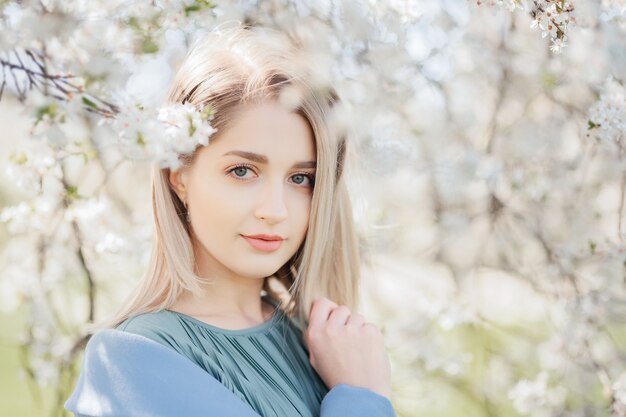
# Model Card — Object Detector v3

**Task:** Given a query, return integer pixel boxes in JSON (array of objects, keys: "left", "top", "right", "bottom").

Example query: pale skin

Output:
[{"left": 168, "top": 99, "right": 392, "bottom": 400}]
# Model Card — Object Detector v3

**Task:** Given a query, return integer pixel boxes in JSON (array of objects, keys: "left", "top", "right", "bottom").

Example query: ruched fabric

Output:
[{"left": 116, "top": 295, "right": 329, "bottom": 417}]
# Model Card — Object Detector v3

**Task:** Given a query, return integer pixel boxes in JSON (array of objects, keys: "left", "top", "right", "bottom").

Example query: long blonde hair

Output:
[{"left": 101, "top": 25, "right": 360, "bottom": 331}]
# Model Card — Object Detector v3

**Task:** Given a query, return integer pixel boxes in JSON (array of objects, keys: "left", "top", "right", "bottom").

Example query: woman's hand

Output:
[{"left": 304, "top": 297, "right": 392, "bottom": 399}]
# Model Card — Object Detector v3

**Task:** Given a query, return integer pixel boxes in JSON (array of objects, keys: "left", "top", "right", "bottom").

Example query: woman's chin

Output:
[{"left": 233, "top": 263, "right": 283, "bottom": 281}]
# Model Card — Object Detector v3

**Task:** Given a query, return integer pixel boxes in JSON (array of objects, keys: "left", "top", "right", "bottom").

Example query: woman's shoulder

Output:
[
  {"left": 115, "top": 309, "right": 186, "bottom": 350},
  {"left": 116, "top": 309, "right": 169, "bottom": 332},
  {"left": 65, "top": 329, "right": 263, "bottom": 417}
]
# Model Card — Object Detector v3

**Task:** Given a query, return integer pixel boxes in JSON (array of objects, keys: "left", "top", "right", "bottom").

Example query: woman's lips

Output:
[{"left": 242, "top": 235, "right": 283, "bottom": 252}]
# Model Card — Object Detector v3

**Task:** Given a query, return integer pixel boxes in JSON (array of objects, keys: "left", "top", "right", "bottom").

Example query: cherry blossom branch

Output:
[{"left": 0, "top": 48, "right": 120, "bottom": 117}]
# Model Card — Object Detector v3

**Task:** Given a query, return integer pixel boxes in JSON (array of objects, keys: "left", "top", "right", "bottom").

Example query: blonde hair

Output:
[{"left": 100, "top": 24, "right": 360, "bottom": 331}]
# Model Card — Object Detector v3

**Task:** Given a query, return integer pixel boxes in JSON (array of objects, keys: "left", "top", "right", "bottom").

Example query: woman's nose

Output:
[{"left": 254, "top": 179, "right": 288, "bottom": 224}]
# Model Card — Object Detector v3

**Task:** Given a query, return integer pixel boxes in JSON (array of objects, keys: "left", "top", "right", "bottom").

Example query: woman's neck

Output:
[{"left": 169, "top": 290, "right": 275, "bottom": 329}]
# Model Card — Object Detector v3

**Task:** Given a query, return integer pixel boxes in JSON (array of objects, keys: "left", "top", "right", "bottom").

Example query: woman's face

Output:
[{"left": 170, "top": 100, "right": 316, "bottom": 281}]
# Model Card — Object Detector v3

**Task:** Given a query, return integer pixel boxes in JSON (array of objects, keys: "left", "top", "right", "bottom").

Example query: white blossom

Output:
[
  {"left": 588, "top": 77, "right": 626, "bottom": 146},
  {"left": 614, "top": 372, "right": 626, "bottom": 417},
  {"left": 549, "top": 36, "right": 568, "bottom": 54},
  {"left": 109, "top": 98, "right": 216, "bottom": 170},
  {"left": 0, "top": 1, "right": 625, "bottom": 416},
  {"left": 64, "top": 197, "right": 131, "bottom": 254},
  {"left": 0, "top": 196, "right": 57, "bottom": 234},
  {"left": 508, "top": 0, "right": 574, "bottom": 51},
  {"left": 508, "top": 372, "right": 567, "bottom": 415},
  {"left": 600, "top": 0, "right": 626, "bottom": 22}
]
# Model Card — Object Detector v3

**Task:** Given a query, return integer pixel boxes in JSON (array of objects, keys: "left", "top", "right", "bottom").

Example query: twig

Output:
[{"left": 0, "top": 48, "right": 120, "bottom": 117}]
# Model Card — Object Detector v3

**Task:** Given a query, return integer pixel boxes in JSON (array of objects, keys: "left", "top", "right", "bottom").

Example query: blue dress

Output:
[{"left": 64, "top": 296, "right": 397, "bottom": 417}]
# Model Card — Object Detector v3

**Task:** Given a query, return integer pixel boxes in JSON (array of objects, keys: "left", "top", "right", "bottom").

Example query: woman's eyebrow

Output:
[{"left": 222, "top": 150, "right": 316, "bottom": 169}]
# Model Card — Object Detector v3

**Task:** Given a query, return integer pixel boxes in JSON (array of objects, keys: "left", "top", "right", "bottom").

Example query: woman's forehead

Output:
[{"left": 194, "top": 102, "right": 316, "bottom": 166}]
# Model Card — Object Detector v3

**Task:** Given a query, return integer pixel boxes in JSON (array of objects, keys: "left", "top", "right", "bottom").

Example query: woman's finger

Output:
[
  {"left": 346, "top": 312, "right": 366, "bottom": 328},
  {"left": 327, "top": 305, "right": 351, "bottom": 328},
  {"left": 307, "top": 297, "right": 338, "bottom": 330}
]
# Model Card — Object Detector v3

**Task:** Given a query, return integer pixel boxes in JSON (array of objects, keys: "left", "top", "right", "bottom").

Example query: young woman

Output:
[{"left": 65, "top": 25, "right": 395, "bottom": 417}]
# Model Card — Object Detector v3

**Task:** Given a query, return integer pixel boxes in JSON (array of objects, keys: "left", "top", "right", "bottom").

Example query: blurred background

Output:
[{"left": 1, "top": 0, "right": 625, "bottom": 416}]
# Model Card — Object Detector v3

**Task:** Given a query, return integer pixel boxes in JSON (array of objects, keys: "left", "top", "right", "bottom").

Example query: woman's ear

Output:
[{"left": 169, "top": 168, "right": 189, "bottom": 202}]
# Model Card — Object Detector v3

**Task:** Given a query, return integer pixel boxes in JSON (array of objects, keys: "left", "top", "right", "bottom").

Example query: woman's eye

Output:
[
  {"left": 292, "top": 173, "right": 315, "bottom": 187},
  {"left": 228, "top": 165, "right": 314, "bottom": 187},
  {"left": 228, "top": 164, "right": 256, "bottom": 179},
  {"left": 233, "top": 167, "right": 249, "bottom": 177}
]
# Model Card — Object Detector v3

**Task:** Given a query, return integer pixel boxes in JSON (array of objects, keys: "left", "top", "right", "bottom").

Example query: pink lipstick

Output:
[{"left": 242, "top": 234, "right": 284, "bottom": 252}]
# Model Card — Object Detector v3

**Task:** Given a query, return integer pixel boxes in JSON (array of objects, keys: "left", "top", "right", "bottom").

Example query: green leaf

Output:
[
  {"left": 184, "top": 4, "right": 202, "bottom": 14},
  {"left": 184, "top": 0, "right": 217, "bottom": 16},
  {"left": 66, "top": 185, "right": 79, "bottom": 200},
  {"left": 587, "top": 120, "right": 600, "bottom": 130},
  {"left": 137, "top": 132, "right": 145, "bottom": 145},
  {"left": 126, "top": 16, "right": 141, "bottom": 31},
  {"left": 141, "top": 37, "right": 159, "bottom": 54},
  {"left": 188, "top": 115, "right": 196, "bottom": 136},
  {"left": 82, "top": 96, "right": 98, "bottom": 109},
  {"left": 36, "top": 104, "right": 58, "bottom": 121},
  {"left": 9, "top": 152, "right": 28, "bottom": 165},
  {"left": 201, "top": 104, "right": 215, "bottom": 120}
]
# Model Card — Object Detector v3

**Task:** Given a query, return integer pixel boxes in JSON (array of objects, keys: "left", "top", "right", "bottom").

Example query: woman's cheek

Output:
[{"left": 294, "top": 196, "right": 312, "bottom": 233}]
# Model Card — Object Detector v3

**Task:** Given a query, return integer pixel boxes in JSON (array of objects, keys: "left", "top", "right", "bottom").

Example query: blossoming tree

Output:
[{"left": 0, "top": 0, "right": 625, "bottom": 416}]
